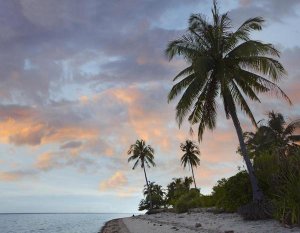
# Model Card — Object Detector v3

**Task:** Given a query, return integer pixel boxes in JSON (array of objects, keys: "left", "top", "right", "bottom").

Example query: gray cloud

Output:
[
  {"left": 0, "top": 0, "right": 299, "bottom": 186},
  {"left": 60, "top": 141, "right": 82, "bottom": 150},
  {"left": 0, "top": 0, "right": 197, "bottom": 105},
  {"left": 0, "top": 169, "right": 38, "bottom": 181},
  {"left": 229, "top": 0, "right": 300, "bottom": 25}
]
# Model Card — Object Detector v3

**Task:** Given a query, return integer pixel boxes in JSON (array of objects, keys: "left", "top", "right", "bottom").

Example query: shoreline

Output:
[
  {"left": 100, "top": 209, "right": 299, "bottom": 233},
  {"left": 99, "top": 218, "right": 130, "bottom": 233}
]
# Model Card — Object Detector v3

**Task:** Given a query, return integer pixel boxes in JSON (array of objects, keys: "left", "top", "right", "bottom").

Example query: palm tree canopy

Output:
[
  {"left": 143, "top": 182, "right": 165, "bottom": 197},
  {"left": 128, "top": 139, "right": 156, "bottom": 169},
  {"left": 180, "top": 140, "right": 201, "bottom": 168},
  {"left": 265, "top": 112, "right": 300, "bottom": 142},
  {"left": 166, "top": 177, "right": 193, "bottom": 202},
  {"left": 168, "top": 177, "right": 193, "bottom": 190},
  {"left": 244, "top": 111, "right": 300, "bottom": 157},
  {"left": 166, "top": 0, "right": 290, "bottom": 141}
]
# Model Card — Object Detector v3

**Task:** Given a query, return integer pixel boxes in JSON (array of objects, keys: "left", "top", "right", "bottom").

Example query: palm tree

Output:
[
  {"left": 166, "top": 177, "right": 193, "bottom": 204},
  {"left": 180, "top": 140, "right": 201, "bottom": 189},
  {"left": 166, "top": 1, "right": 290, "bottom": 202},
  {"left": 244, "top": 111, "right": 300, "bottom": 157},
  {"left": 128, "top": 139, "right": 156, "bottom": 209},
  {"left": 139, "top": 182, "right": 166, "bottom": 210}
]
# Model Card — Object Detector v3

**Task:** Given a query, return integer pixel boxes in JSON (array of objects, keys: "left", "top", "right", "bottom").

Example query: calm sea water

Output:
[{"left": 0, "top": 213, "right": 132, "bottom": 233}]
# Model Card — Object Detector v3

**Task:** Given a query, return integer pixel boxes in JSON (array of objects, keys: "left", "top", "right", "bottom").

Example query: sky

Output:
[{"left": 0, "top": 0, "right": 300, "bottom": 213}]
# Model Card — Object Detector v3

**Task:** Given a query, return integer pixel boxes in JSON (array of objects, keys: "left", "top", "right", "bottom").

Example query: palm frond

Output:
[
  {"left": 238, "top": 56, "right": 286, "bottom": 81},
  {"left": 132, "top": 159, "right": 140, "bottom": 170},
  {"left": 175, "top": 74, "right": 208, "bottom": 127},
  {"left": 165, "top": 36, "right": 203, "bottom": 61},
  {"left": 231, "top": 81, "right": 257, "bottom": 126},
  {"left": 168, "top": 73, "right": 195, "bottom": 102},
  {"left": 172, "top": 66, "right": 194, "bottom": 81},
  {"left": 237, "top": 69, "right": 291, "bottom": 104},
  {"left": 234, "top": 17, "right": 264, "bottom": 41},
  {"left": 227, "top": 40, "right": 280, "bottom": 61}
]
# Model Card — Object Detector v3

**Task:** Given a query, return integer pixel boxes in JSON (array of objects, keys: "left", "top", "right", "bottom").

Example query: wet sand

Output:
[{"left": 99, "top": 218, "right": 130, "bottom": 233}]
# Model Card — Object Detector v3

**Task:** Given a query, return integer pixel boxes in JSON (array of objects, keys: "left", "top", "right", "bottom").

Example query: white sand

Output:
[{"left": 122, "top": 211, "right": 300, "bottom": 233}]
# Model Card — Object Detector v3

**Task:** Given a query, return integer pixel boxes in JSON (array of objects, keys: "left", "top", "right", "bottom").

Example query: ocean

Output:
[{"left": 0, "top": 213, "right": 132, "bottom": 233}]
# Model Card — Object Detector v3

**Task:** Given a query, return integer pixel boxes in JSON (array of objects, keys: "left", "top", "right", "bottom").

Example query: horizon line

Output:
[{"left": 0, "top": 212, "right": 138, "bottom": 215}]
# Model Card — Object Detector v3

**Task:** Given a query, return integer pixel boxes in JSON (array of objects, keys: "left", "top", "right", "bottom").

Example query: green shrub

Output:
[
  {"left": 253, "top": 151, "right": 280, "bottom": 197},
  {"left": 166, "top": 177, "right": 193, "bottom": 206},
  {"left": 138, "top": 182, "right": 166, "bottom": 211},
  {"left": 273, "top": 154, "right": 300, "bottom": 225},
  {"left": 198, "top": 195, "right": 215, "bottom": 207},
  {"left": 174, "top": 189, "right": 201, "bottom": 213},
  {"left": 212, "top": 171, "right": 252, "bottom": 212}
]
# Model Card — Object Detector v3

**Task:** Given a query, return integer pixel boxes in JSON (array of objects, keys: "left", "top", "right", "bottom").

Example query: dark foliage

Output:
[
  {"left": 238, "top": 200, "right": 273, "bottom": 220},
  {"left": 212, "top": 171, "right": 252, "bottom": 212},
  {"left": 166, "top": 177, "right": 193, "bottom": 206},
  {"left": 138, "top": 182, "right": 166, "bottom": 211}
]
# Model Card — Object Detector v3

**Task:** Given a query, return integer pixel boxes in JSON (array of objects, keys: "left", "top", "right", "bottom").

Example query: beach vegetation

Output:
[
  {"left": 165, "top": 0, "right": 290, "bottom": 212},
  {"left": 213, "top": 112, "right": 300, "bottom": 223},
  {"left": 139, "top": 182, "right": 166, "bottom": 211},
  {"left": 180, "top": 140, "right": 201, "bottom": 189},
  {"left": 243, "top": 111, "right": 300, "bottom": 158},
  {"left": 174, "top": 189, "right": 201, "bottom": 213},
  {"left": 241, "top": 112, "right": 300, "bottom": 223},
  {"left": 166, "top": 177, "right": 193, "bottom": 206},
  {"left": 128, "top": 139, "right": 156, "bottom": 210},
  {"left": 211, "top": 171, "right": 252, "bottom": 212},
  {"left": 273, "top": 152, "right": 300, "bottom": 225}
]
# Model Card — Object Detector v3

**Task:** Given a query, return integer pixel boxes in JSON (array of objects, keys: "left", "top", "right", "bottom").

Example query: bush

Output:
[
  {"left": 138, "top": 193, "right": 166, "bottom": 211},
  {"left": 138, "top": 182, "right": 166, "bottom": 211},
  {"left": 174, "top": 189, "right": 201, "bottom": 213},
  {"left": 273, "top": 154, "right": 300, "bottom": 225},
  {"left": 198, "top": 195, "right": 215, "bottom": 207},
  {"left": 166, "top": 177, "right": 193, "bottom": 207},
  {"left": 238, "top": 199, "right": 273, "bottom": 220},
  {"left": 253, "top": 151, "right": 280, "bottom": 197},
  {"left": 212, "top": 171, "right": 252, "bottom": 212}
]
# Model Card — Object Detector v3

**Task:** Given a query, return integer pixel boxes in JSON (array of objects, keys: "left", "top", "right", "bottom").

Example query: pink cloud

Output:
[
  {"left": 0, "top": 115, "right": 99, "bottom": 146},
  {"left": 0, "top": 171, "right": 21, "bottom": 181},
  {"left": 0, "top": 170, "right": 36, "bottom": 182},
  {"left": 99, "top": 171, "right": 128, "bottom": 191},
  {"left": 35, "top": 152, "right": 57, "bottom": 171}
]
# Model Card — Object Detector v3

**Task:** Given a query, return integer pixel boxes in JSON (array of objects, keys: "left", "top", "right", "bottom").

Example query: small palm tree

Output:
[
  {"left": 180, "top": 140, "right": 201, "bottom": 189},
  {"left": 166, "top": 1, "right": 291, "bottom": 202},
  {"left": 139, "top": 182, "right": 166, "bottom": 210},
  {"left": 244, "top": 111, "right": 300, "bottom": 157},
  {"left": 166, "top": 177, "right": 193, "bottom": 204},
  {"left": 128, "top": 139, "right": 156, "bottom": 209}
]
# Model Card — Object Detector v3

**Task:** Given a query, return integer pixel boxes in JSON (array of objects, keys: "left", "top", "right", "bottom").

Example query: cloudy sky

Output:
[{"left": 0, "top": 0, "right": 300, "bottom": 213}]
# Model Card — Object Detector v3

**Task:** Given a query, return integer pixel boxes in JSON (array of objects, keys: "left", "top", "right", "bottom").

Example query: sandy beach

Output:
[{"left": 101, "top": 210, "right": 300, "bottom": 233}]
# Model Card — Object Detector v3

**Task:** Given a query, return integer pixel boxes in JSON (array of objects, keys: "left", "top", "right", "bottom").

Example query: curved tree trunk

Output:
[
  {"left": 230, "top": 110, "right": 264, "bottom": 202},
  {"left": 143, "top": 166, "right": 153, "bottom": 209},
  {"left": 191, "top": 164, "right": 197, "bottom": 189}
]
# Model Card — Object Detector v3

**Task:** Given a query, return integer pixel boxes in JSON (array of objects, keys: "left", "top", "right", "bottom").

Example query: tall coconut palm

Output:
[
  {"left": 166, "top": 1, "right": 291, "bottom": 202},
  {"left": 128, "top": 139, "right": 156, "bottom": 209},
  {"left": 180, "top": 140, "right": 200, "bottom": 189}
]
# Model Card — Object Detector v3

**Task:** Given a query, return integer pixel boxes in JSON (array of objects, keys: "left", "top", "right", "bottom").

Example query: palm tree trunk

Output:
[
  {"left": 190, "top": 164, "right": 197, "bottom": 189},
  {"left": 230, "top": 110, "right": 264, "bottom": 202},
  {"left": 143, "top": 166, "right": 153, "bottom": 209}
]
